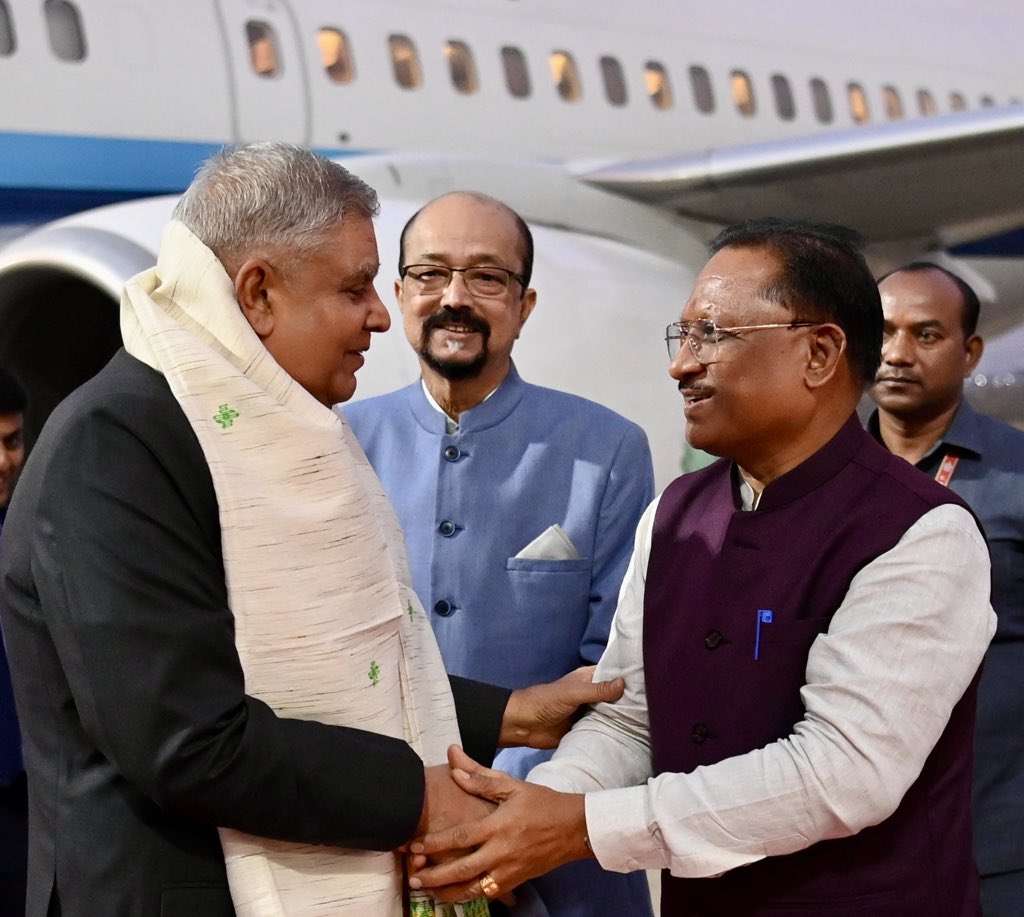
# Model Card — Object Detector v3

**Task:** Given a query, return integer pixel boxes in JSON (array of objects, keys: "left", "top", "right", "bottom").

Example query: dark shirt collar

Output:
[{"left": 867, "top": 399, "right": 984, "bottom": 465}]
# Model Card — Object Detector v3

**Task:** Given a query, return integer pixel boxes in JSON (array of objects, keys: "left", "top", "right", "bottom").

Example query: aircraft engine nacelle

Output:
[{"left": 0, "top": 198, "right": 178, "bottom": 448}]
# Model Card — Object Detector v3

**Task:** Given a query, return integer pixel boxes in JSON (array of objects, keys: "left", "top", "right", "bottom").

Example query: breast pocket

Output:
[{"left": 500, "top": 557, "right": 593, "bottom": 680}]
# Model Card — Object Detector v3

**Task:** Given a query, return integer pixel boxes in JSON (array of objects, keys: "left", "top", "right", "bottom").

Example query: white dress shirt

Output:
[{"left": 529, "top": 496, "right": 996, "bottom": 878}]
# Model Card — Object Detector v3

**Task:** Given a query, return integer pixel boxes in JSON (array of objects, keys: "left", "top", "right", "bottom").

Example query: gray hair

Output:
[{"left": 173, "top": 142, "right": 379, "bottom": 271}]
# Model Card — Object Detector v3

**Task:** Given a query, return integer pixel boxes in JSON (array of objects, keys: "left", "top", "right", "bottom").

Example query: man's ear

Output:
[
  {"left": 964, "top": 333, "right": 984, "bottom": 377},
  {"left": 515, "top": 288, "right": 538, "bottom": 338},
  {"left": 805, "top": 323, "right": 846, "bottom": 389},
  {"left": 394, "top": 278, "right": 406, "bottom": 317},
  {"left": 235, "top": 258, "right": 278, "bottom": 339}
]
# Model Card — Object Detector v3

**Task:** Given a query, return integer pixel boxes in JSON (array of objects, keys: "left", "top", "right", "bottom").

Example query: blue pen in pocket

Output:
[{"left": 754, "top": 609, "right": 773, "bottom": 660}]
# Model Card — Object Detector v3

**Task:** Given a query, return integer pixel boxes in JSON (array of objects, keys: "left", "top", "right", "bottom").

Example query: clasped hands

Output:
[
  {"left": 411, "top": 745, "right": 591, "bottom": 903},
  {"left": 410, "top": 666, "right": 620, "bottom": 903}
]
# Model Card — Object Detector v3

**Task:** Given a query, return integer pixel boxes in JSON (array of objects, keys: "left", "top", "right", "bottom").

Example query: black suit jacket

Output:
[{"left": 0, "top": 350, "right": 508, "bottom": 917}]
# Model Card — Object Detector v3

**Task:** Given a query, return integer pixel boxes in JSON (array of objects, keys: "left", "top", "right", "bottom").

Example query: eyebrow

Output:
[
  {"left": 348, "top": 263, "right": 380, "bottom": 283},
  {"left": 884, "top": 318, "right": 946, "bottom": 331}
]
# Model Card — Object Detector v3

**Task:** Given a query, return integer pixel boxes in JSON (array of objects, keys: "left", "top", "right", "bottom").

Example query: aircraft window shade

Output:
[
  {"left": 883, "top": 86, "right": 903, "bottom": 120},
  {"left": 949, "top": 92, "right": 967, "bottom": 111},
  {"left": 44, "top": 0, "right": 85, "bottom": 62},
  {"left": 550, "top": 51, "right": 581, "bottom": 102},
  {"left": 979, "top": 94, "right": 995, "bottom": 107},
  {"left": 731, "top": 70, "right": 755, "bottom": 117},
  {"left": 600, "top": 55, "right": 627, "bottom": 106},
  {"left": 389, "top": 34, "right": 422, "bottom": 89},
  {"left": 810, "top": 77, "right": 833, "bottom": 123},
  {"left": 771, "top": 74, "right": 795, "bottom": 120},
  {"left": 502, "top": 46, "right": 530, "bottom": 97},
  {"left": 847, "top": 82, "right": 870, "bottom": 123},
  {"left": 245, "top": 21, "right": 280, "bottom": 78},
  {"left": 0, "top": 1, "right": 14, "bottom": 55},
  {"left": 917, "top": 89, "right": 936, "bottom": 115},
  {"left": 445, "top": 41, "right": 478, "bottom": 94},
  {"left": 317, "top": 28, "right": 355, "bottom": 84},
  {"left": 645, "top": 61, "right": 673, "bottom": 110},
  {"left": 690, "top": 65, "right": 714, "bottom": 113}
]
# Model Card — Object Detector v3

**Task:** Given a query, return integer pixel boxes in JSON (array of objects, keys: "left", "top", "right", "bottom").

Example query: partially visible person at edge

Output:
[
  {"left": 0, "top": 365, "right": 27, "bottom": 917},
  {"left": 345, "top": 190, "right": 654, "bottom": 917},
  {"left": 868, "top": 262, "right": 1024, "bottom": 917},
  {"left": 407, "top": 218, "right": 996, "bottom": 917},
  {"left": 0, "top": 142, "right": 623, "bottom": 917}
]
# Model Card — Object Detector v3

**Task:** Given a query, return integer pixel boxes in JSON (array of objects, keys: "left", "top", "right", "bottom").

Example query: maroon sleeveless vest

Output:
[{"left": 644, "top": 416, "right": 982, "bottom": 916}]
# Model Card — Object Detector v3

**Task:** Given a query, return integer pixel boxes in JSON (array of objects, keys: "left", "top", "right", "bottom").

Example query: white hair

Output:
[{"left": 173, "top": 142, "right": 379, "bottom": 269}]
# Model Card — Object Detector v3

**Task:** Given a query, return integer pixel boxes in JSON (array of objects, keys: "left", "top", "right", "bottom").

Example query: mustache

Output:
[
  {"left": 874, "top": 370, "right": 920, "bottom": 384},
  {"left": 421, "top": 307, "right": 491, "bottom": 338},
  {"left": 679, "top": 381, "right": 713, "bottom": 397}
]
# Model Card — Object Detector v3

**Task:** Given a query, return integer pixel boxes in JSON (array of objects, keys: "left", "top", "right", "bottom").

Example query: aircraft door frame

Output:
[{"left": 214, "top": 0, "right": 310, "bottom": 145}]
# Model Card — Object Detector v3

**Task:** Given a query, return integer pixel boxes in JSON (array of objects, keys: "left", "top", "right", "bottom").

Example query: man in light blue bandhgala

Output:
[{"left": 345, "top": 191, "right": 655, "bottom": 917}]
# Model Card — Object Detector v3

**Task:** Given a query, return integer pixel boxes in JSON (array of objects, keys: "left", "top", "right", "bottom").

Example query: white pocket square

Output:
[{"left": 514, "top": 524, "right": 581, "bottom": 560}]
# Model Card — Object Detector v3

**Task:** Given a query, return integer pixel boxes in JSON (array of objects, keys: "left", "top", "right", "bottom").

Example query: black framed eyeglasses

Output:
[
  {"left": 400, "top": 264, "right": 525, "bottom": 298},
  {"left": 665, "top": 319, "right": 817, "bottom": 364}
]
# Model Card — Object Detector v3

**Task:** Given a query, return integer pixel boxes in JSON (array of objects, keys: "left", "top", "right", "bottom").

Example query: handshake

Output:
[{"left": 409, "top": 667, "right": 622, "bottom": 906}]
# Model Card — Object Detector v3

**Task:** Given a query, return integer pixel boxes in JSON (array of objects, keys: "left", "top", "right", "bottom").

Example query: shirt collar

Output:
[
  {"left": 408, "top": 362, "right": 525, "bottom": 434},
  {"left": 867, "top": 399, "right": 984, "bottom": 460}
]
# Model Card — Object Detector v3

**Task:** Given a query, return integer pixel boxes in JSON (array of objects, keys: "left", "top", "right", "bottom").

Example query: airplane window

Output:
[
  {"left": 917, "top": 89, "right": 936, "bottom": 116},
  {"left": 689, "top": 65, "right": 714, "bottom": 114},
  {"left": 502, "top": 46, "right": 530, "bottom": 98},
  {"left": 317, "top": 28, "right": 355, "bottom": 84},
  {"left": 847, "top": 82, "right": 870, "bottom": 123},
  {"left": 949, "top": 92, "right": 967, "bottom": 111},
  {"left": 550, "top": 51, "right": 581, "bottom": 102},
  {"left": 245, "top": 21, "right": 280, "bottom": 77},
  {"left": 771, "top": 74, "right": 795, "bottom": 120},
  {"left": 389, "top": 34, "right": 422, "bottom": 90},
  {"left": 979, "top": 94, "right": 995, "bottom": 107},
  {"left": 45, "top": 0, "right": 86, "bottom": 61},
  {"left": 810, "top": 77, "right": 833, "bottom": 123},
  {"left": 731, "top": 70, "right": 755, "bottom": 117},
  {"left": 645, "top": 61, "right": 673, "bottom": 110},
  {"left": 600, "top": 55, "right": 627, "bottom": 106},
  {"left": 0, "top": 1, "right": 14, "bottom": 55},
  {"left": 445, "top": 41, "right": 478, "bottom": 94},
  {"left": 882, "top": 86, "right": 903, "bottom": 120}
]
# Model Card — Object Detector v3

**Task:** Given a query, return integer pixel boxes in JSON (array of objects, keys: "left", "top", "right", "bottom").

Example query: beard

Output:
[{"left": 418, "top": 307, "right": 491, "bottom": 381}]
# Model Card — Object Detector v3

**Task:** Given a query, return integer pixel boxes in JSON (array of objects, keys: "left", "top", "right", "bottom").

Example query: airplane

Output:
[{"left": 1, "top": 0, "right": 1023, "bottom": 486}]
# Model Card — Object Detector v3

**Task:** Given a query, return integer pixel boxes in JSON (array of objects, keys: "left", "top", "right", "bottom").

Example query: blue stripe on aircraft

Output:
[
  {"left": 0, "top": 132, "right": 226, "bottom": 192},
  {"left": 0, "top": 132, "right": 359, "bottom": 224},
  {"left": 950, "top": 228, "right": 1024, "bottom": 257}
]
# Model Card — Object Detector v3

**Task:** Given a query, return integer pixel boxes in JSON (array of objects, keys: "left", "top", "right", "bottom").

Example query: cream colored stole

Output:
[{"left": 121, "top": 221, "right": 464, "bottom": 915}]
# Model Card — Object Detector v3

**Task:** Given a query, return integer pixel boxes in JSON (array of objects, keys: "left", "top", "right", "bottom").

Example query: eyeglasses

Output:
[
  {"left": 665, "top": 319, "right": 817, "bottom": 364},
  {"left": 401, "top": 264, "right": 525, "bottom": 298}
]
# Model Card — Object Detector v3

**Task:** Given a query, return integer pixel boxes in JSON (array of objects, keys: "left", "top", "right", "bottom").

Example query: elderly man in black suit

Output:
[{"left": 0, "top": 143, "right": 618, "bottom": 917}]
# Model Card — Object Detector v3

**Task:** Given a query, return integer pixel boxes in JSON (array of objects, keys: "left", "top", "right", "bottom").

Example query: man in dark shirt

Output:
[{"left": 868, "top": 262, "right": 1024, "bottom": 917}]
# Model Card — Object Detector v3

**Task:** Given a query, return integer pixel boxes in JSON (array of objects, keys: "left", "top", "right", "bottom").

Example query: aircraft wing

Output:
[{"left": 577, "top": 106, "right": 1024, "bottom": 245}]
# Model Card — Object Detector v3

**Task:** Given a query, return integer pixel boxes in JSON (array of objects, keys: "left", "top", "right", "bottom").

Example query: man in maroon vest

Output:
[{"left": 410, "top": 218, "right": 996, "bottom": 916}]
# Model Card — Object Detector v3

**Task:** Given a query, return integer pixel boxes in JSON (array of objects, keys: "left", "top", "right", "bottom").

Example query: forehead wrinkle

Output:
[{"left": 410, "top": 249, "right": 511, "bottom": 268}]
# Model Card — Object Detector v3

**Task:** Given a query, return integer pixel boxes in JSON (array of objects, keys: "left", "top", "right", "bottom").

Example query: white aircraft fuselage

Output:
[{"left": 1, "top": 0, "right": 1022, "bottom": 482}]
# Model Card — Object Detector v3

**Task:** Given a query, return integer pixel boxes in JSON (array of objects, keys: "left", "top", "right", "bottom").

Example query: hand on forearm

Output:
[
  {"left": 500, "top": 665, "right": 625, "bottom": 748},
  {"left": 409, "top": 746, "right": 592, "bottom": 903}
]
